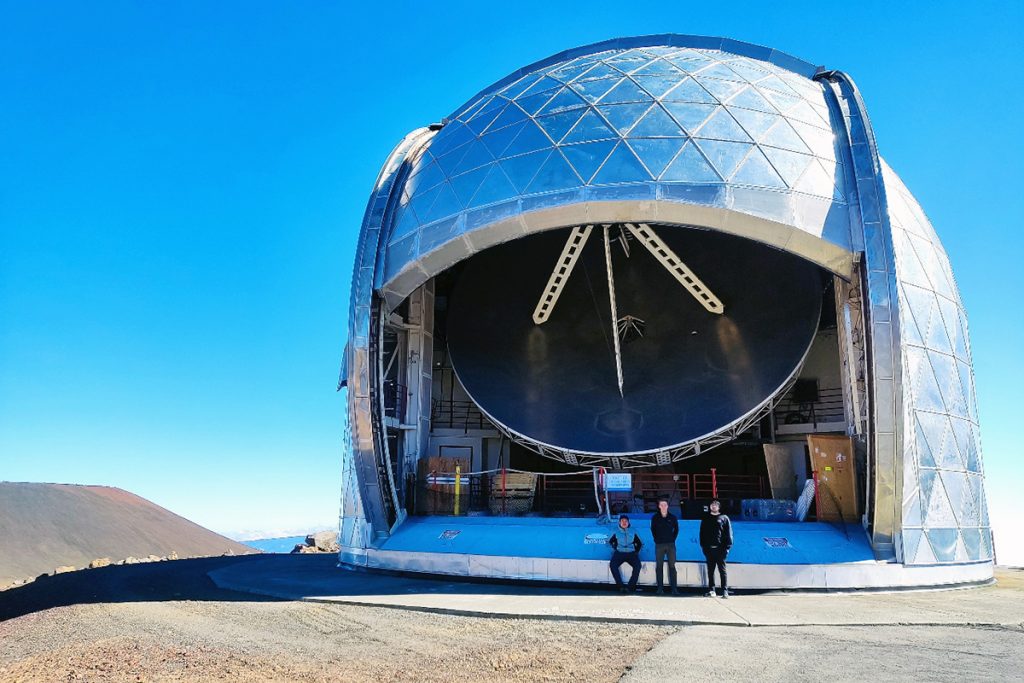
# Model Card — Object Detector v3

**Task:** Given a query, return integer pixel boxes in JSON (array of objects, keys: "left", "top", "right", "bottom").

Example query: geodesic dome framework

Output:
[{"left": 339, "top": 35, "right": 992, "bottom": 574}]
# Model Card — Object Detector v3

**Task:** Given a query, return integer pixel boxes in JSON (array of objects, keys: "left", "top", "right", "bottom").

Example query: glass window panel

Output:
[
  {"left": 895, "top": 230, "right": 933, "bottom": 289},
  {"left": 789, "top": 120, "right": 836, "bottom": 160},
  {"left": 661, "top": 101, "right": 717, "bottom": 133},
  {"left": 661, "top": 141, "right": 720, "bottom": 182},
  {"left": 498, "top": 149, "right": 550, "bottom": 193},
  {"left": 627, "top": 105, "right": 685, "bottom": 137},
  {"left": 591, "top": 141, "right": 650, "bottom": 184},
  {"left": 627, "top": 138, "right": 685, "bottom": 178},
  {"left": 547, "top": 60, "right": 596, "bottom": 84},
  {"left": 388, "top": 206, "right": 422, "bottom": 242},
  {"left": 694, "top": 139, "right": 752, "bottom": 180},
  {"left": 731, "top": 148, "right": 785, "bottom": 187},
  {"left": 908, "top": 346, "right": 945, "bottom": 413},
  {"left": 661, "top": 78, "right": 717, "bottom": 104},
  {"left": 570, "top": 77, "right": 621, "bottom": 104},
  {"left": 598, "top": 77, "right": 651, "bottom": 104},
  {"left": 500, "top": 73, "right": 545, "bottom": 100},
  {"left": 696, "top": 77, "right": 745, "bottom": 102},
  {"left": 928, "top": 349, "right": 961, "bottom": 416},
  {"left": 762, "top": 147, "right": 814, "bottom": 187},
  {"left": 535, "top": 109, "right": 588, "bottom": 144},
  {"left": 562, "top": 109, "right": 617, "bottom": 144},
  {"left": 788, "top": 99, "right": 830, "bottom": 129},
  {"left": 902, "top": 491, "right": 922, "bottom": 527},
  {"left": 728, "top": 107, "right": 779, "bottom": 140},
  {"left": 956, "top": 360, "right": 978, "bottom": 427},
  {"left": 693, "top": 109, "right": 752, "bottom": 142},
  {"left": 560, "top": 139, "right": 617, "bottom": 183},
  {"left": 941, "top": 469, "right": 974, "bottom": 526},
  {"left": 596, "top": 102, "right": 653, "bottom": 135},
  {"left": 434, "top": 141, "right": 473, "bottom": 178},
  {"left": 759, "top": 87, "right": 801, "bottom": 113},
  {"left": 524, "top": 148, "right": 581, "bottom": 193}
]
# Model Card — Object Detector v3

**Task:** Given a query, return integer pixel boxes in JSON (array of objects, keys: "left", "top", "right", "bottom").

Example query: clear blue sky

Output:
[{"left": 2, "top": 2, "right": 1021, "bottom": 558}]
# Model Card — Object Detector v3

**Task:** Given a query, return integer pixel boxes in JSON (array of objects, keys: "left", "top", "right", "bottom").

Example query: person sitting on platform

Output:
[
  {"left": 699, "top": 498, "right": 733, "bottom": 599},
  {"left": 608, "top": 514, "right": 643, "bottom": 592},
  {"left": 650, "top": 499, "right": 679, "bottom": 595}
]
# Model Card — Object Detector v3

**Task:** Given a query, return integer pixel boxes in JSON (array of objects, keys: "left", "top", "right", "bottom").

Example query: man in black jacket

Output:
[
  {"left": 699, "top": 499, "right": 733, "bottom": 598},
  {"left": 650, "top": 499, "right": 679, "bottom": 595}
]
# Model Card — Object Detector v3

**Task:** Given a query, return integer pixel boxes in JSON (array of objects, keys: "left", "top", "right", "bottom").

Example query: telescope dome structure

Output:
[{"left": 339, "top": 35, "right": 992, "bottom": 587}]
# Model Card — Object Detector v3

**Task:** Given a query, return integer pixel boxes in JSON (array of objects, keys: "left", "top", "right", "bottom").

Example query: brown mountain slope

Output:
[{"left": 0, "top": 482, "right": 256, "bottom": 585}]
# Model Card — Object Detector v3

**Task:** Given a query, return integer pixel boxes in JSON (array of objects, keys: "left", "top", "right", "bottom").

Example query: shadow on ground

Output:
[{"left": 0, "top": 555, "right": 282, "bottom": 621}]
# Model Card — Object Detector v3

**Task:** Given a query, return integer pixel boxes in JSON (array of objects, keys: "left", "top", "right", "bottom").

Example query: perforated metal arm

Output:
[
  {"left": 532, "top": 225, "right": 594, "bottom": 324},
  {"left": 624, "top": 223, "right": 725, "bottom": 314}
]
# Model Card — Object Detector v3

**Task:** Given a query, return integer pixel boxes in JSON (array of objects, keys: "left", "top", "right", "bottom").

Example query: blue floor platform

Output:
[{"left": 378, "top": 514, "right": 875, "bottom": 565}]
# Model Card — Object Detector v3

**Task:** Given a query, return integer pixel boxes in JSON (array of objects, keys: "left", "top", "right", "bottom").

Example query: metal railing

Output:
[
  {"left": 410, "top": 468, "right": 767, "bottom": 517},
  {"left": 773, "top": 386, "right": 845, "bottom": 428},
  {"left": 430, "top": 399, "right": 491, "bottom": 432}
]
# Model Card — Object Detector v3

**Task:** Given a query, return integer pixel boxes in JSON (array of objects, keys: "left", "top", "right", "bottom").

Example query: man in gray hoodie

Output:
[{"left": 608, "top": 514, "right": 642, "bottom": 592}]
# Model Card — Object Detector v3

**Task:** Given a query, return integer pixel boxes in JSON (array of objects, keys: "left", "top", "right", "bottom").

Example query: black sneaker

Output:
[
  {"left": 670, "top": 589, "right": 680, "bottom": 596},
  {"left": 619, "top": 586, "right": 628, "bottom": 594},
  {"left": 655, "top": 587, "right": 664, "bottom": 595},
  {"left": 722, "top": 589, "right": 730, "bottom": 599}
]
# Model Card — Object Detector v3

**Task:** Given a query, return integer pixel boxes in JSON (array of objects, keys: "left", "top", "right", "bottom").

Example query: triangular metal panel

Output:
[
  {"left": 662, "top": 101, "right": 718, "bottom": 134},
  {"left": 894, "top": 229, "right": 934, "bottom": 290},
  {"left": 661, "top": 141, "right": 721, "bottom": 182},
  {"left": 913, "top": 529, "right": 937, "bottom": 564},
  {"left": 560, "top": 139, "right": 618, "bottom": 184},
  {"left": 728, "top": 106, "right": 780, "bottom": 140},
  {"left": 731, "top": 148, "right": 786, "bottom": 188},
  {"left": 789, "top": 120, "right": 837, "bottom": 160},
  {"left": 598, "top": 77, "right": 651, "bottom": 104},
  {"left": 924, "top": 465, "right": 958, "bottom": 527},
  {"left": 524, "top": 149, "right": 582, "bottom": 194},
  {"left": 535, "top": 109, "right": 589, "bottom": 144},
  {"left": 793, "top": 159, "right": 840, "bottom": 199},
  {"left": 696, "top": 77, "right": 745, "bottom": 103},
  {"left": 627, "top": 104, "right": 686, "bottom": 138},
  {"left": 925, "top": 528, "right": 958, "bottom": 563},
  {"left": 468, "top": 163, "right": 520, "bottom": 207},
  {"left": 627, "top": 138, "right": 686, "bottom": 178},
  {"left": 902, "top": 489, "right": 923, "bottom": 527},
  {"left": 759, "top": 86, "right": 801, "bottom": 113},
  {"left": 485, "top": 102, "right": 530, "bottom": 134},
  {"left": 960, "top": 527, "right": 982, "bottom": 561},
  {"left": 591, "top": 141, "right": 650, "bottom": 184},
  {"left": 499, "top": 150, "right": 550, "bottom": 193},
  {"left": 915, "top": 413, "right": 938, "bottom": 468},
  {"left": 596, "top": 102, "right": 653, "bottom": 135},
  {"left": 451, "top": 139, "right": 496, "bottom": 177},
  {"left": 762, "top": 147, "right": 815, "bottom": 187},
  {"left": 697, "top": 63, "right": 746, "bottom": 82},
  {"left": 631, "top": 59, "right": 685, "bottom": 76},
  {"left": 695, "top": 139, "right": 753, "bottom": 180},
  {"left": 660, "top": 78, "right": 717, "bottom": 104},
  {"left": 536, "top": 88, "right": 588, "bottom": 117},
  {"left": 632, "top": 74, "right": 685, "bottom": 98},
  {"left": 421, "top": 181, "right": 463, "bottom": 223},
  {"left": 940, "top": 469, "right": 973, "bottom": 526},
  {"left": 562, "top": 109, "right": 617, "bottom": 144},
  {"left": 509, "top": 122, "right": 558, "bottom": 157},
  {"left": 954, "top": 533, "right": 970, "bottom": 562},
  {"left": 481, "top": 121, "right": 527, "bottom": 159},
  {"left": 570, "top": 77, "right": 622, "bottom": 104},
  {"left": 901, "top": 528, "right": 924, "bottom": 564},
  {"left": 695, "top": 109, "right": 753, "bottom": 142},
  {"left": 448, "top": 164, "right": 493, "bottom": 207},
  {"left": 761, "top": 119, "right": 812, "bottom": 154}
]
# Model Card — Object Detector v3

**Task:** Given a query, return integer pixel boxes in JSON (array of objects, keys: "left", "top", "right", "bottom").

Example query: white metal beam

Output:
[
  {"left": 532, "top": 225, "right": 594, "bottom": 325},
  {"left": 625, "top": 222, "right": 725, "bottom": 314}
]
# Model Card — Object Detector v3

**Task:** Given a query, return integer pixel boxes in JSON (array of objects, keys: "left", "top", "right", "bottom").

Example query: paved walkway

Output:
[{"left": 208, "top": 555, "right": 1024, "bottom": 628}]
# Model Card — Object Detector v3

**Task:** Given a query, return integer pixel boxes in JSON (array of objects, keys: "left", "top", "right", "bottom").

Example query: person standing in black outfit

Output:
[
  {"left": 650, "top": 499, "right": 679, "bottom": 595},
  {"left": 699, "top": 498, "right": 733, "bottom": 598}
]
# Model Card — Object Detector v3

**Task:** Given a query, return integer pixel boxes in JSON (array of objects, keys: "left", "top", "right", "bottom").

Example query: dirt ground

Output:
[{"left": 1, "top": 559, "right": 1020, "bottom": 682}]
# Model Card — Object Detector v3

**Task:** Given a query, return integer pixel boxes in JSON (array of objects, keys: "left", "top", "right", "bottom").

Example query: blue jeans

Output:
[{"left": 609, "top": 550, "right": 641, "bottom": 588}]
